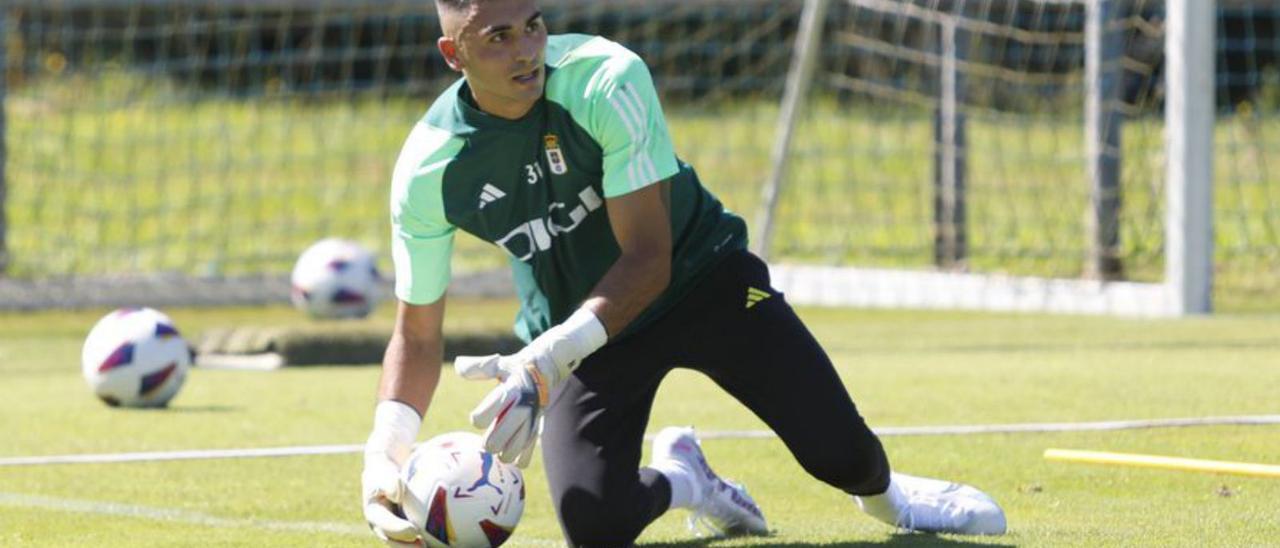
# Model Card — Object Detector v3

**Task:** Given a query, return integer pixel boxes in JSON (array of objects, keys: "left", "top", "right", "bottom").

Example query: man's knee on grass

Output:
[
  {"left": 556, "top": 485, "right": 658, "bottom": 547},
  {"left": 797, "top": 432, "right": 891, "bottom": 496}
]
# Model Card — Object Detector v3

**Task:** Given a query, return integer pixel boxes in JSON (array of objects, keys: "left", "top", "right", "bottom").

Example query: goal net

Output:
[
  {"left": 759, "top": 0, "right": 1275, "bottom": 315},
  {"left": 2, "top": 0, "right": 1275, "bottom": 314},
  {"left": 0, "top": 0, "right": 803, "bottom": 308}
]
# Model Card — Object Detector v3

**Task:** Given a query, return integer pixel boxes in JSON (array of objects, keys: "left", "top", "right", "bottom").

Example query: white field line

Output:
[
  {"left": 702, "top": 414, "right": 1280, "bottom": 439},
  {"left": 0, "top": 444, "right": 364, "bottom": 466},
  {"left": 0, "top": 492, "right": 366, "bottom": 536},
  {"left": 3, "top": 415, "right": 1279, "bottom": 467},
  {"left": 0, "top": 492, "right": 564, "bottom": 546}
]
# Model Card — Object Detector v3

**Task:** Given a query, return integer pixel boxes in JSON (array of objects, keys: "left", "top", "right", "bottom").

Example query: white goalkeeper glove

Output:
[
  {"left": 455, "top": 308, "right": 607, "bottom": 468},
  {"left": 361, "top": 400, "right": 422, "bottom": 547}
]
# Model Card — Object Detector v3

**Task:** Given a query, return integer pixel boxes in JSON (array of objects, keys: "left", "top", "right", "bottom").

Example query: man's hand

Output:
[
  {"left": 456, "top": 353, "right": 546, "bottom": 468},
  {"left": 361, "top": 400, "right": 422, "bottom": 546},
  {"left": 454, "top": 309, "right": 607, "bottom": 467}
]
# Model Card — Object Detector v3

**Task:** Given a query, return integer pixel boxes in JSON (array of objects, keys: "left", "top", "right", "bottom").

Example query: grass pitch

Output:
[{"left": 2, "top": 300, "right": 1279, "bottom": 546}]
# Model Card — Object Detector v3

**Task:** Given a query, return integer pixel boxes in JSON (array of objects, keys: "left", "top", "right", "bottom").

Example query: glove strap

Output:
[
  {"left": 563, "top": 308, "right": 608, "bottom": 349},
  {"left": 525, "top": 364, "right": 551, "bottom": 406},
  {"left": 547, "top": 308, "right": 608, "bottom": 378},
  {"left": 369, "top": 400, "right": 422, "bottom": 464}
]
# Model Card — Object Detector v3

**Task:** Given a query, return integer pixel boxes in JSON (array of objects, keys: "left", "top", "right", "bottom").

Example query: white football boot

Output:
[
  {"left": 650, "top": 427, "right": 769, "bottom": 537},
  {"left": 855, "top": 472, "right": 1007, "bottom": 535}
]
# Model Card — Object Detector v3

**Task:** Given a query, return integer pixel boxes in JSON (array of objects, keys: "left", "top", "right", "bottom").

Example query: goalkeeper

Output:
[{"left": 362, "top": 0, "right": 1007, "bottom": 545}]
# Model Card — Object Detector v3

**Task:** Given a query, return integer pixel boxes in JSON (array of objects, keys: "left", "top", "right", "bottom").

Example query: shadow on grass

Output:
[{"left": 640, "top": 532, "right": 1013, "bottom": 548}]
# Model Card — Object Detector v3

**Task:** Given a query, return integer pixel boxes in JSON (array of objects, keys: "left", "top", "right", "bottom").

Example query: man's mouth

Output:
[{"left": 512, "top": 67, "right": 541, "bottom": 83}]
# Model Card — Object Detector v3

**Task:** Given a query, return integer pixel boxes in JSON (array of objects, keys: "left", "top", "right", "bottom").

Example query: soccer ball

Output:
[
  {"left": 290, "top": 238, "right": 381, "bottom": 319},
  {"left": 401, "top": 432, "right": 525, "bottom": 548},
  {"left": 81, "top": 307, "right": 191, "bottom": 408}
]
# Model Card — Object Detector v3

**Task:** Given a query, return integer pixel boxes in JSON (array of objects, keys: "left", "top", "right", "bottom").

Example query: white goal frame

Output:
[{"left": 758, "top": 0, "right": 1215, "bottom": 317}]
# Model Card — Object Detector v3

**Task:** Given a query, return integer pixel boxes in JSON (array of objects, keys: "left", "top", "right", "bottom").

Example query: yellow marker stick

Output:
[{"left": 1045, "top": 448, "right": 1280, "bottom": 479}]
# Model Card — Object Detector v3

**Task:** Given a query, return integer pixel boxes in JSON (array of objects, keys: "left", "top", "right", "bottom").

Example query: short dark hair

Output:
[
  {"left": 435, "top": 0, "right": 473, "bottom": 34},
  {"left": 435, "top": 0, "right": 475, "bottom": 12}
]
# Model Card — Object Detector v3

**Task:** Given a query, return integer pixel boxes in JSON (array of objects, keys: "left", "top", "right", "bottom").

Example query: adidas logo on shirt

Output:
[
  {"left": 745, "top": 287, "right": 771, "bottom": 309},
  {"left": 478, "top": 183, "right": 506, "bottom": 209}
]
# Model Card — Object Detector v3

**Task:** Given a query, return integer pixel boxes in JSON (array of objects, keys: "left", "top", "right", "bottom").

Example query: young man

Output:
[{"left": 361, "top": 0, "right": 1008, "bottom": 545}]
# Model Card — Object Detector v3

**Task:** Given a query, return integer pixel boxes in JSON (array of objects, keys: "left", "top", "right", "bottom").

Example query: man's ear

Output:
[{"left": 438, "top": 37, "right": 464, "bottom": 72}]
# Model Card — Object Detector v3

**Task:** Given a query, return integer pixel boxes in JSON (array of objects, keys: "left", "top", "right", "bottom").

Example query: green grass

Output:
[
  {"left": 2, "top": 300, "right": 1279, "bottom": 546},
  {"left": 7, "top": 72, "right": 1280, "bottom": 308}
]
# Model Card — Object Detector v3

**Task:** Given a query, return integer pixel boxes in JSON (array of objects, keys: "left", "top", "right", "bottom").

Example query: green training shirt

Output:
[{"left": 390, "top": 34, "right": 747, "bottom": 342}]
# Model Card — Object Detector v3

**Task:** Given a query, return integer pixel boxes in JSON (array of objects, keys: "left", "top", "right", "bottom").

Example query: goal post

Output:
[
  {"left": 752, "top": 0, "right": 830, "bottom": 262},
  {"left": 760, "top": 0, "right": 1220, "bottom": 317},
  {"left": 1085, "top": 0, "right": 1124, "bottom": 281},
  {"left": 1164, "top": 0, "right": 1215, "bottom": 315},
  {"left": 0, "top": 6, "right": 8, "bottom": 276}
]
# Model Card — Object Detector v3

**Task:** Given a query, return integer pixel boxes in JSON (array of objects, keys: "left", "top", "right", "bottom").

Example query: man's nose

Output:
[{"left": 516, "top": 33, "right": 539, "bottom": 64}]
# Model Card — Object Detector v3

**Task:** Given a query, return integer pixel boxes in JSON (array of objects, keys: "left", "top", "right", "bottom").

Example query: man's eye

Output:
[
  {"left": 489, "top": 33, "right": 506, "bottom": 43},
  {"left": 526, "top": 20, "right": 543, "bottom": 32}
]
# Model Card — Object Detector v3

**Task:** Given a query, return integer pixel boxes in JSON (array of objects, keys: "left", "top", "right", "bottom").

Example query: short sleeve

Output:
[
  {"left": 589, "top": 54, "right": 680, "bottom": 198},
  {"left": 391, "top": 201, "right": 454, "bottom": 305},
  {"left": 389, "top": 123, "right": 462, "bottom": 305}
]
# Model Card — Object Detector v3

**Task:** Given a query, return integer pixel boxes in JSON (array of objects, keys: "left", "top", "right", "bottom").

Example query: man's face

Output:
[{"left": 440, "top": 0, "right": 547, "bottom": 119}]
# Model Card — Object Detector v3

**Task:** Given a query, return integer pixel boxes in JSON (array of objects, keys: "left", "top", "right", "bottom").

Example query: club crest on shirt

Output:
[{"left": 544, "top": 134, "right": 568, "bottom": 175}]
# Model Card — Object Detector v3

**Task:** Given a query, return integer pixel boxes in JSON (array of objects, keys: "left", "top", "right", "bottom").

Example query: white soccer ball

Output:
[
  {"left": 401, "top": 432, "right": 525, "bottom": 548},
  {"left": 81, "top": 307, "right": 191, "bottom": 408},
  {"left": 290, "top": 238, "right": 381, "bottom": 319}
]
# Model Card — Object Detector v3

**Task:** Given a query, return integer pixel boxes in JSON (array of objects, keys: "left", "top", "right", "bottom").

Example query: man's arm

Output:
[
  {"left": 580, "top": 180, "right": 673, "bottom": 336},
  {"left": 378, "top": 297, "right": 447, "bottom": 414},
  {"left": 362, "top": 297, "right": 446, "bottom": 545}
]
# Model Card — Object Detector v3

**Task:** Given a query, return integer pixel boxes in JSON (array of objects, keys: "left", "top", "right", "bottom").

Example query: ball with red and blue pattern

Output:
[
  {"left": 290, "top": 238, "right": 382, "bottom": 319},
  {"left": 81, "top": 307, "right": 191, "bottom": 408}
]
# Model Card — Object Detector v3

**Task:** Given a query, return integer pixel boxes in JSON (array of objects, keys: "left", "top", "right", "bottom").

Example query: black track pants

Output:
[{"left": 541, "top": 250, "right": 890, "bottom": 547}]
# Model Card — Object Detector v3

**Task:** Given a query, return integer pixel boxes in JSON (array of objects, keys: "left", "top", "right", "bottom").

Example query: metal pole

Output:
[
  {"left": 1165, "top": 0, "right": 1215, "bottom": 314},
  {"left": 0, "top": 6, "right": 8, "bottom": 275},
  {"left": 752, "top": 0, "right": 829, "bottom": 261},
  {"left": 933, "top": 16, "right": 967, "bottom": 270},
  {"left": 1086, "top": 0, "right": 1124, "bottom": 280}
]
